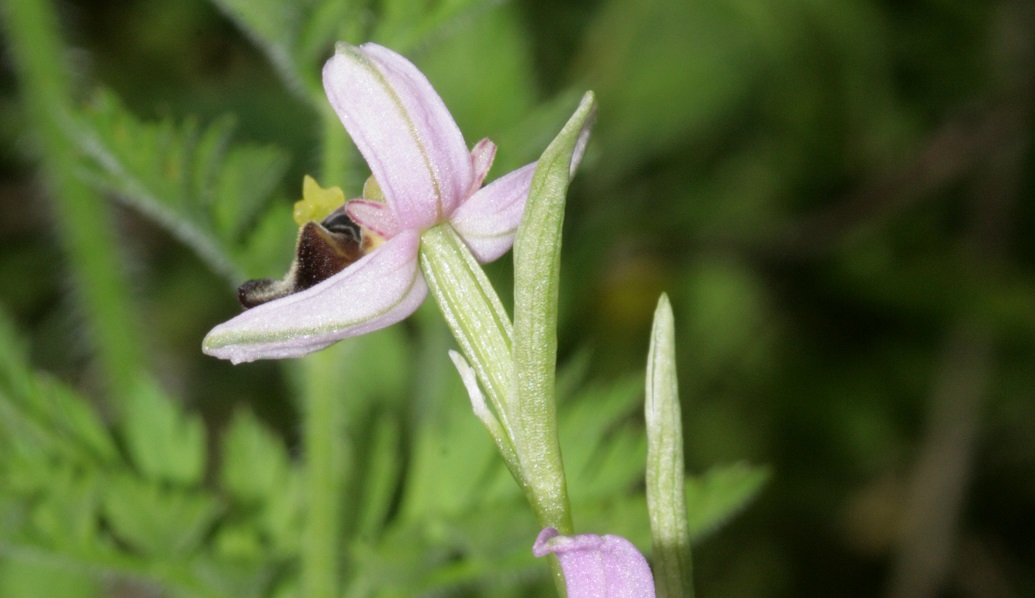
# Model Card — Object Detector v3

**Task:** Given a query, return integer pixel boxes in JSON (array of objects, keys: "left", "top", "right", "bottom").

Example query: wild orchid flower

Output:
[
  {"left": 534, "top": 528, "right": 656, "bottom": 598},
  {"left": 203, "top": 42, "right": 539, "bottom": 364}
]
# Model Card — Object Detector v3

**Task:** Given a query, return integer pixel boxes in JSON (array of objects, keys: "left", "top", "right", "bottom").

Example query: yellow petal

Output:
[{"left": 293, "top": 175, "right": 346, "bottom": 226}]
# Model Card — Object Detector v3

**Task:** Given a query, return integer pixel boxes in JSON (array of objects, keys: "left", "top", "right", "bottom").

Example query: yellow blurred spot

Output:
[
  {"left": 361, "top": 175, "right": 385, "bottom": 202},
  {"left": 293, "top": 175, "right": 345, "bottom": 226}
]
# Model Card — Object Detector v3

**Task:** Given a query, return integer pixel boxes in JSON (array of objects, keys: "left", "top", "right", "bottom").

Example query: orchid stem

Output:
[
  {"left": 419, "top": 224, "right": 570, "bottom": 596},
  {"left": 319, "top": 101, "right": 350, "bottom": 188},
  {"left": 298, "top": 95, "right": 355, "bottom": 598},
  {"left": 4, "top": 0, "right": 146, "bottom": 412},
  {"left": 300, "top": 348, "right": 346, "bottom": 598}
]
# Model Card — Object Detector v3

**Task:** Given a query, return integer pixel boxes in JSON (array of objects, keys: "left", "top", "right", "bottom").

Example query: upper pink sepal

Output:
[
  {"left": 533, "top": 528, "right": 656, "bottom": 598},
  {"left": 323, "top": 43, "right": 472, "bottom": 231},
  {"left": 202, "top": 230, "right": 426, "bottom": 363},
  {"left": 469, "top": 138, "right": 497, "bottom": 193},
  {"left": 450, "top": 162, "right": 536, "bottom": 262}
]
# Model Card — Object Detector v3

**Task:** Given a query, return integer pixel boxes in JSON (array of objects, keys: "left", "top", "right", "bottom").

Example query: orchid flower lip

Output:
[{"left": 202, "top": 229, "right": 427, "bottom": 364}]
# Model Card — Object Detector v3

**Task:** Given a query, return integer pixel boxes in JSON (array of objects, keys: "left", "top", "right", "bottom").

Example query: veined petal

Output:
[
  {"left": 534, "top": 528, "right": 656, "bottom": 598},
  {"left": 346, "top": 199, "right": 400, "bottom": 238},
  {"left": 469, "top": 138, "right": 497, "bottom": 194},
  {"left": 450, "top": 162, "right": 536, "bottom": 262},
  {"left": 203, "top": 230, "right": 426, "bottom": 364},
  {"left": 323, "top": 43, "right": 471, "bottom": 230}
]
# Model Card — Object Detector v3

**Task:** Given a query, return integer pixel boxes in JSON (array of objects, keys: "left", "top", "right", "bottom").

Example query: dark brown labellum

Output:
[{"left": 237, "top": 208, "right": 365, "bottom": 309}]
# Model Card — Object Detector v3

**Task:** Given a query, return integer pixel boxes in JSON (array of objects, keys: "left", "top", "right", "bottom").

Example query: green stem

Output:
[
  {"left": 419, "top": 224, "right": 568, "bottom": 596},
  {"left": 297, "top": 89, "right": 355, "bottom": 598},
  {"left": 4, "top": 0, "right": 146, "bottom": 409},
  {"left": 300, "top": 348, "right": 347, "bottom": 598},
  {"left": 319, "top": 101, "right": 349, "bottom": 187},
  {"left": 418, "top": 225, "right": 514, "bottom": 419}
]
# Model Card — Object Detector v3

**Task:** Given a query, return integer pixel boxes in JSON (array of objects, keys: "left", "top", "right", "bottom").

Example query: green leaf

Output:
[
  {"left": 0, "top": 314, "right": 117, "bottom": 466},
  {"left": 351, "top": 413, "right": 403, "bottom": 540},
  {"left": 26, "top": 465, "right": 102, "bottom": 553},
  {"left": 509, "top": 91, "right": 596, "bottom": 530},
  {"left": 122, "top": 378, "right": 206, "bottom": 487},
  {"left": 686, "top": 462, "right": 770, "bottom": 541},
  {"left": 375, "top": 0, "right": 502, "bottom": 54},
  {"left": 560, "top": 379, "right": 646, "bottom": 501},
  {"left": 102, "top": 474, "right": 220, "bottom": 557},
  {"left": 212, "top": 0, "right": 363, "bottom": 101},
  {"left": 645, "top": 293, "right": 694, "bottom": 598},
  {"left": 418, "top": 224, "right": 515, "bottom": 454},
  {"left": 221, "top": 410, "right": 293, "bottom": 504},
  {"left": 398, "top": 350, "right": 504, "bottom": 521},
  {"left": 73, "top": 89, "right": 291, "bottom": 282},
  {"left": 219, "top": 409, "right": 302, "bottom": 555},
  {"left": 0, "top": 561, "right": 99, "bottom": 598},
  {"left": 512, "top": 91, "right": 596, "bottom": 427},
  {"left": 209, "top": 0, "right": 306, "bottom": 96}
]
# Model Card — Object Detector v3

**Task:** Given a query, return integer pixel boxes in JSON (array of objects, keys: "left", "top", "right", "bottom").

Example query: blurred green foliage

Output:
[{"left": 1, "top": 0, "right": 1033, "bottom": 596}]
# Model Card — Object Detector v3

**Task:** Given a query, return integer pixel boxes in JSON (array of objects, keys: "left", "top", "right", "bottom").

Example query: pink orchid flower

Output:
[
  {"left": 534, "top": 528, "right": 656, "bottom": 598},
  {"left": 203, "top": 43, "right": 537, "bottom": 364}
]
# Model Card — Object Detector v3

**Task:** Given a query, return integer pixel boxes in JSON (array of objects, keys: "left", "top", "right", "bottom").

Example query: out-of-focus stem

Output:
[
  {"left": 298, "top": 90, "right": 357, "bottom": 598},
  {"left": 4, "top": 0, "right": 146, "bottom": 409},
  {"left": 300, "top": 348, "right": 347, "bottom": 598}
]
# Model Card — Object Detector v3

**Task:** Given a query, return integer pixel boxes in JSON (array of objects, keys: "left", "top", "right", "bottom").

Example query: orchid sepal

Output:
[
  {"left": 451, "top": 162, "right": 538, "bottom": 262},
  {"left": 469, "top": 138, "right": 497, "bottom": 193},
  {"left": 534, "top": 528, "right": 657, "bottom": 598},
  {"left": 346, "top": 199, "right": 400, "bottom": 238},
  {"left": 323, "top": 43, "right": 472, "bottom": 231}
]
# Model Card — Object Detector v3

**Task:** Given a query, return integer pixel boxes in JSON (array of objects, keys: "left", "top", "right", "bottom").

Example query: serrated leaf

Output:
[
  {"left": 686, "top": 462, "right": 770, "bottom": 541},
  {"left": 297, "top": 0, "right": 355, "bottom": 67},
  {"left": 0, "top": 313, "right": 117, "bottom": 466},
  {"left": 560, "top": 380, "right": 647, "bottom": 500},
  {"left": 213, "top": 144, "right": 292, "bottom": 239},
  {"left": 221, "top": 410, "right": 293, "bottom": 504},
  {"left": 102, "top": 474, "right": 220, "bottom": 557},
  {"left": 122, "top": 378, "right": 205, "bottom": 487},
  {"left": 219, "top": 410, "right": 302, "bottom": 555},
  {"left": 259, "top": 472, "right": 302, "bottom": 555},
  {"left": 27, "top": 465, "right": 102, "bottom": 552},
  {"left": 72, "top": 89, "right": 291, "bottom": 282},
  {"left": 375, "top": 0, "right": 497, "bottom": 54},
  {"left": 44, "top": 382, "right": 119, "bottom": 464},
  {"left": 209, "top": 0, "right": 307, "bottom": 96}
]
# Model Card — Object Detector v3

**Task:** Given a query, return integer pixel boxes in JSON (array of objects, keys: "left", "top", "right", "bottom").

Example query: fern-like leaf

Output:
[{"left": 71, "top": 89, "right": 291, "bottom": 283}]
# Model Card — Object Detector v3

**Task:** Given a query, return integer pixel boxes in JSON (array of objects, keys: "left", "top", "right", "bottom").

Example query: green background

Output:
[{"left": 1, "top": 0, "right": 1033, "bottom": 596}]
